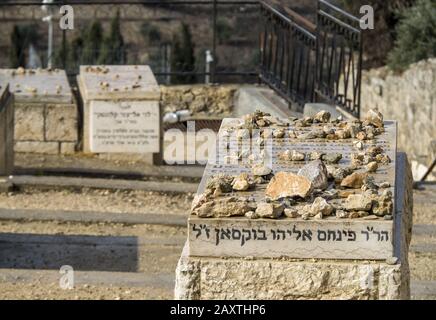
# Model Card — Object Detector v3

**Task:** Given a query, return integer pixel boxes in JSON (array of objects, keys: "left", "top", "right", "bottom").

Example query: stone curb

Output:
[
  {"left": 0, "top": 208, "right": 187, "bottom": 227},
  {"left": 10, "top": 175, "right": 198, "bottom": 194}
]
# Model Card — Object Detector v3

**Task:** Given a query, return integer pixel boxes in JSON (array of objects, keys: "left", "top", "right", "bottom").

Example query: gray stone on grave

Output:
[
  {"left": 304, "top": 103, "right": 345, "bottom": 120},
  {"left": 0, "top": 82, "right": 14, "bottom": 176},
  {"left": 77, "top": 65, "right": 162, "bottom": 165},
  {"left": 0, "top": 68, "right": 78, "bottom": 155},
  {"left": 175, "top": 116, "right": 412, "bottom": 300}
]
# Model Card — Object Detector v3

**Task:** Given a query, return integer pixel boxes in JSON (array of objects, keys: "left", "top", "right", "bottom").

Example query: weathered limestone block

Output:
[
  {"left": 176, "top": 245, "right": 405, "bottom": 300},
  {"left": 14, "top": 104, "right": 45, "bottom": 141},
  {"left": 161, "top": 84, "right": 236, "bottom": 116},
  {"left": 60, "top": 142, "right": 76, "bottom": 155},
  {"left": 14, "top": 141, "right": 59, "bottom": 154},
  {"left": 45, "top": 104, "right": 78, "bottom": 141},
  {"left": 361, "top": 58, "right": 436, "bottom": 179}
]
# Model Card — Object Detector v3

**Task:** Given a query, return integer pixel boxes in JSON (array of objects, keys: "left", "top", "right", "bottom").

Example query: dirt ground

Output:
[
  {"left": 0, "top": 188, "right": 193, "bottom": 216},
  {"left": 0, "top": 184, "right": 434, "bottom": 300}
]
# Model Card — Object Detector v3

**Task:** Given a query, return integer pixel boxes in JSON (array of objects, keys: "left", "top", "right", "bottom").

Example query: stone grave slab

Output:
[
  {"left": 78, "top": 65, "right": 162, "bottom": 161},
  {"left": 0, "top": 68, "right": 78, "bottom": 155},
  {"left": 0, "top": 82, "right": 14, "bottom": 175},
  {"left": 188, "top": 117, "right": 398, "bottom": 260},
  {"left": 0, "top": 68, "right": 73, "bottom": 104},
  {"left": 177, "top": 151, "right": 413, "bottom": 300}
]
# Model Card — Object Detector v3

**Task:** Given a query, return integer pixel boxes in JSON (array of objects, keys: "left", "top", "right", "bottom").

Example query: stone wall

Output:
[
  {"left": 361, "top": 58, "right": 436, "bottom": 180},
  {"left": 14, "top": 101, "right": 78, "bottom": 155},
  {"left": 160, "top": 85, "right": 238, "bottom": 117}
]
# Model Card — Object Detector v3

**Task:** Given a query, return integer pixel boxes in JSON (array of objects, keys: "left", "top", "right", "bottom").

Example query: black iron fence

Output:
[
  {"left": 259, "top": 1, "right": 316, "bottom": 109},
  {"left": 315, "top": 0, "right": 362, "bottom": 118},
  {"left": 259, "top": 0, "right": 363, "bottom": 117}
]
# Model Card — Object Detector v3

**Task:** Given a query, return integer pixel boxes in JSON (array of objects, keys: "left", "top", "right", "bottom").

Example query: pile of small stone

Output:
[
  {"left": 279, "top": 150, "right": 342, "bottom": 164},
  {"left": 192, "top": 108, "right": 394, "bottom": 220}
]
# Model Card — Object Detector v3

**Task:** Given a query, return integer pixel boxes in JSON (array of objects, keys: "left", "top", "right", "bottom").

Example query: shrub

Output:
[
  {"left": 388, "top": 0, "right": 436, "bottom": 71},
  {"left": 171, "top": 23, "right": 196, "bottom": 84}
]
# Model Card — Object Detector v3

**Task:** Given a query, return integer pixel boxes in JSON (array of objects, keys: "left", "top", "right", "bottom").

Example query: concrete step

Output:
[
  {"left": 234, "top": 85, "right": 302, "bottom": 119},
  {"left": 0, "top": 208, "right": 187, "bottom": 227},
  {"left": 14, "top": 153, "right": 205, "bottom": 180}
]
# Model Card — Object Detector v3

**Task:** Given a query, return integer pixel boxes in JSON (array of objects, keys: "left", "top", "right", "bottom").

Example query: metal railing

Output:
[
  {"left": 259, "top": 0, "right": 363, "bottom": 117},
  {"left": 315, "top": 0, "right": 362, "bottom": 118},
  {"left": 259, "top": 1, "right": 316, "bottom": 108}
]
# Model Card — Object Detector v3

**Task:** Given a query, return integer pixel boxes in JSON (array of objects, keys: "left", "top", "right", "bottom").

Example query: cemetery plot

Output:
[{"left": 188, "top": 110, "right": 398, "bottom": 260}]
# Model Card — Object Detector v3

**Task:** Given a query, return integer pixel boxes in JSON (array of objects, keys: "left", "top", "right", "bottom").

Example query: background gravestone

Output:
[
  {"left": 77, "top": 65, "right": 162, "bottom": 165},
  {"left": 0, "top": 69, "right": 78, "bottom": 155},
  {"left": 0, "top": 82, "right": 14, "bottom": 176}
]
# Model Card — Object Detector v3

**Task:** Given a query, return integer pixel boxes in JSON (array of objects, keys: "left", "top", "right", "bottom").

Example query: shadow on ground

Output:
[{"left": 0, "top": 233, "right": 139, "bottom": 272}]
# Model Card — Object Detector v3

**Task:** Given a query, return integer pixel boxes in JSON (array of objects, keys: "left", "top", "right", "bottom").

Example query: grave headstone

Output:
[
  {"left": 175, "top": 112, "right": 412, "bottom": 300},
  {"left": 0, "top": 68, "right": 78, "bottom": 155},
  {"left": 0, "top": 82, "right": 14, "bottom": 176},
  {"left": 77, "top": 65, "right": 162, "bottom": 164}
]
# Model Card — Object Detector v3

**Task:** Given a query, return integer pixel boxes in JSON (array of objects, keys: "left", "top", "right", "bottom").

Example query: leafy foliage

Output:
[
  {"left": 9, "top": 24, "right": 39, "bottom": 68},
  {"left": 388, "top": 0, "right": 436, "bottom": 71},
  {"left": 171, "top": 23, "right": 196, "bottom": 84},
  {"left": 99, "top": 11, "right": 126, "bottom": 65}
]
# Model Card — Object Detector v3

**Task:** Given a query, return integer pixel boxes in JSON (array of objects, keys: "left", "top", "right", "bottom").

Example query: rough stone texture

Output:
[
  {"left": 175, "top": 153, "right": 413, "bottom": 300},
  {"left": 45, "top": 105, "right": 78, "bottom": 142},
  {"left": 265, "top": 172, "right": 312, "bottom": 199},
  {"left": 161, "top": 84, "right": 237, "bottom": 117},
  {"left": 14, "top": 141, "right": 59, "bottom": 155},
  {"left": 60, "top": 142, "right": 76, "bottom": 155},
  {"left": 361, "top": 58, "right": 436, "bottom": 180},
  {"left": 175, "top": 241, "right": 409, "bottom": 300},
  {"left": 14, "top": 104, "right": 45, "bottom": 141},
  {"left": 297, "top": 160, "right": 328, "bottom": 190}
]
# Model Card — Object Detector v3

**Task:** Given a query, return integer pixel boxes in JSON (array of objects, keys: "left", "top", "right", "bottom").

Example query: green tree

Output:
[
  {"left": 388, "top": 0, "right": 436, "bottom": 71},
  {"left": 69, "top": 36, "right": 84, "bottom": 68},
  {"left": 338, "top": 0, "right": 417, "bottom": 68},
  {"left": 216, "top": 18, "right": 232, "bottom": 44},
  {"left": 81, "top": 21, "right": 103, "bottom": 65},
  {"left": 9, "top": 24, "right": 39, "bottom": 68},
  {"left": 140, "top": 22, "right": 162, "bottom": 45},
  {"left": 171, "top": 23, "right": 196, "bottom": 84},
  {"left": 54, "top": 32, "right": 69, "bottom": 69},
  {"left": 9, "top": 26, "right": 23, "bottom": 68},
  {"left": 99, "top": 11, "right": 126, "bottom": 64}
]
